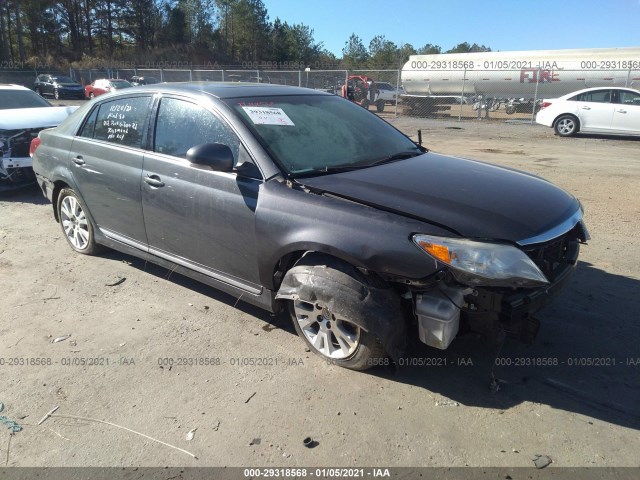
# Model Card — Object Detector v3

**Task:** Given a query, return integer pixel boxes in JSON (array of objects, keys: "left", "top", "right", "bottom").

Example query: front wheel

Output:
[
  {"left": 54, "top": 89, "right": 60, "bottom": 100},
  {"left": 281, "top": 259, "right": 395, "bottom": 371},
  {"left": 376, "top": 100, "right": 385, "bottom": 112},
  {"left": 554, "top": 115, "right": 578, "bottom": 137},
  {"left": 57, "top": 188, "right": 101, "bottom": 255}
]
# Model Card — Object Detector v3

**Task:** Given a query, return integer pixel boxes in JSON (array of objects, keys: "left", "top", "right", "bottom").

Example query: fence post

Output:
[
  {"left": 626, "top": 67, "right": 632, "bottom": 87},
  {"left": 221, "top": 70, "right": 224, "bottom": 82},
  {"left": 395, "top": 68, "right": 401, "bottom": 117},
  {"left": 531, "top": 67, "right": 541, "bottom": 125},
  {"left": 459, "top": 67, "right": 467, "bottom": 122},
  {"left": 189, "top": 69, "right": 193, "bottom": 82},
  {"left": 160, "top": 69, "right": 164, "bottom": 82},
  {"left": 298, "top": 70, "right": 301, "bottom": 87}
]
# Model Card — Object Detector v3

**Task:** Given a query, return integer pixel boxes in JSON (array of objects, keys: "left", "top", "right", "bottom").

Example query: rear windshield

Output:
[
  {"left": 224, "top": 94, "right": 419, "bottom": 176},
  {"left": 111, "top": 80, "right": 132, "bottom": 89},
  {"left": 0, "top": 89, "right": 51, "bottom": 109}
]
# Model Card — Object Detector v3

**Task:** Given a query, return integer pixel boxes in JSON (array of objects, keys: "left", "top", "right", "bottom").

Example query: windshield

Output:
[
  {"left": 0, "top": 89, "right": 51, "bottom": 109},
  {"left": 53, "top": 76, "right": 76, "bottom": 83},
  {"left": 111, "top": 80, "right": 132, "bottom": 89},
  {"left": 224, "top": 94, "right": 421, "bottom": 176}
]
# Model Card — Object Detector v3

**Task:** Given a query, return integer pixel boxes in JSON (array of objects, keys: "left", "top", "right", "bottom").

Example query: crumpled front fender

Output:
[{"left": 276, "top": 254, "right": 407, "bottom": 361}]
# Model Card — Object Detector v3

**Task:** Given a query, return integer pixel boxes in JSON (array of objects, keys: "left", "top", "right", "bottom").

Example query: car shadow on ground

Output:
[
  {"left": 0, "top": 183, "right": 48, "bottom": 202},
  {"left": 372, "top": 260, "right": 640, "bottom": 431},
  {"left": 575, "top": 133, "right": 640, "bottom": 141},
  {"left": 97, "top": 248, "right": 640, "bottom": 431}
]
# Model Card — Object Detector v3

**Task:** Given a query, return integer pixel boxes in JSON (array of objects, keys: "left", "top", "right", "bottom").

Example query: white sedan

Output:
[
  {"left": 536, "top": 87, "right": 640, "bottom": 137},
  {"left": 0, "top": 84, "right": 77, "bottom": 190}
]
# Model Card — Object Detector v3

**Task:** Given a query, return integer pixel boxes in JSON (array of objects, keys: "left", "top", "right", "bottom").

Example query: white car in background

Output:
[
  {"left": 536, "top": 87, "right": 640, "bottom": 137},
  {"left": 0, "top": 84, "right": 77, "bottom": 190},
  {"left": 376, "top": 82, "right": 404, "bottom": 104}
]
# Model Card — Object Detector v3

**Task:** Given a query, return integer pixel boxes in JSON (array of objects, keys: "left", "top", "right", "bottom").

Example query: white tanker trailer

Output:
[{"left": 401, "top": 47, "right": 640, "bottom": 113}]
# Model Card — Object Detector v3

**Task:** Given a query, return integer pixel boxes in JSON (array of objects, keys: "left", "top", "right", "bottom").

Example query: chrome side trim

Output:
[
  {"left": 101, "top": 228, "right": 149, "bottom": 252},
  {"left": 517, "top": 208, "right": 584, "bottom": 246},
  {"left": 100, "top": 228, "right": 262, "bottom": 295}
]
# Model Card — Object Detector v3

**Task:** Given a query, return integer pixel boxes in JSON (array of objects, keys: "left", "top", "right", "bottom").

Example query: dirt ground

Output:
[{"left": 1, "top": 113, "right": 639, "bottom": 469}]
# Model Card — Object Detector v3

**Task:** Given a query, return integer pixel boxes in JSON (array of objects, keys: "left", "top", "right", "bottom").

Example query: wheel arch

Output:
[
  {"left": 51, "top": 180, "right": 72, "bottom": 222},
  {"left": 267, "top": 245, "right": 381, "bottom": 293},
  {"left": 275, "top": 250, "right": 407, "bottom": 362}
]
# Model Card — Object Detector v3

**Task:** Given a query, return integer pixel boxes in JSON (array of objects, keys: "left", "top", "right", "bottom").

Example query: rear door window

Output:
[
  {"left": 571, "top": 90, "right": 612, "bottom": 103},
  {"left": 86, "top": 96, "right": 152, "bottom": 148}
]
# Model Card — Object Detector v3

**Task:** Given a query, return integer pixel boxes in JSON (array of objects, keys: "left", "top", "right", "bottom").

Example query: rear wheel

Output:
[
  {"left": 554, "top": 115, "right": 578, "bottom": 137},
  {"left": 376, "top": 100, "right": 385, "bottom": 112},
  {"left": 57, "top": 188, "right": 101, "bottom": 255}
]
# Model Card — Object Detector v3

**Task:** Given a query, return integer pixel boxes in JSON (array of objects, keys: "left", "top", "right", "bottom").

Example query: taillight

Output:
[
  {"left": 540, "top": 101, "right": 552, "bottom": 110},
  {"left": 29, "top": 136, "right": 41, "bottom": 157}
]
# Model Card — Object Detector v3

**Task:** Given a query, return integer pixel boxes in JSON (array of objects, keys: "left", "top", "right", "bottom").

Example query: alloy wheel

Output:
[
  {"left": 292, "top": 299, "right": 361, "bottom": 359},
  {"left": 60, "top": 195, "right": 90, "bottom": 250}
]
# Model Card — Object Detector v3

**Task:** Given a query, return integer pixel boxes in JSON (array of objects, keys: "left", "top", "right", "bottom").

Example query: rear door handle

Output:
[
  {"left": 72, "top": 155, "right": 85, "bottom": 166},
  {"left": 144, "top": 175, "right": 165, "bottom": 188},
  {"left": 581, "top": 106, "right": 591, "bottom": 110},
  {"left": 616, "top": 109, "right": 627, "bottom": 114}
]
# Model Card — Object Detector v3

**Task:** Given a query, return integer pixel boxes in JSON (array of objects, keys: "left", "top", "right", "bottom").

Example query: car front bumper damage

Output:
[
  {"left": 414, "top": 234, "right": 582, "bottom": 350},
  {"left": 1, "top": 129, "right": 40, "bottom": 190}
]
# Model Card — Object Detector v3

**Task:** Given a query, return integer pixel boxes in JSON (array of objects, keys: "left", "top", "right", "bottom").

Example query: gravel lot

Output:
[{"left": 1, "top": 112, "right": 639, "bottom": 468}]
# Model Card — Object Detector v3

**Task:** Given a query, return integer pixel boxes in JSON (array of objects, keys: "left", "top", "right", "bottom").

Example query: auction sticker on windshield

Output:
[{"left": 241, "top": 106, "right": 295, "bottom": 126}]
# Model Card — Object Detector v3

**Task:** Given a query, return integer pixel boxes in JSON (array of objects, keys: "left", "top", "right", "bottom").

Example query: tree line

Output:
[{"left": 0, "top": 0, "right": 491, "bottom": 69}]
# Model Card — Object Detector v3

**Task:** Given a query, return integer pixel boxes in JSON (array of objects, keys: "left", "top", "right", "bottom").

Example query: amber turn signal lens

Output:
[{"left": 416, "top": 240, "right": 452, "bottom": 264}]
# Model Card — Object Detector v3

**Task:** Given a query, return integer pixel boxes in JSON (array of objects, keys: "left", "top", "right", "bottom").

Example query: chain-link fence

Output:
[{"left": 2, "top": 66, "right": 637, "bottom": 125}]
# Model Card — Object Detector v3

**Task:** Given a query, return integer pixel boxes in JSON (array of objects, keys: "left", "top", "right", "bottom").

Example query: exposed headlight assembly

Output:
[{"left": 413, "top": 234, "right": 549, "bottom": 287}]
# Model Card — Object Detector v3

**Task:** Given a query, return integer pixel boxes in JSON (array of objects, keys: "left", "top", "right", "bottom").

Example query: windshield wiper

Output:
[
  {"left": 292, "top": 150, "right": 424, "bottom": 178},
  {"left": 365, "top": 150, "right": 423, "bottom": 167}
]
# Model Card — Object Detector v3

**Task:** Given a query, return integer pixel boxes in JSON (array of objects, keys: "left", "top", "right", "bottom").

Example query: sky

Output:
[{"left": 263, "top": 0, "right": 640, "bottom": 56}]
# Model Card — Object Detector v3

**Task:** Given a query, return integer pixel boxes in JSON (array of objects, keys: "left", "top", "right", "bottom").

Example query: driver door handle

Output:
[
  {"left": 72, "top": 155, "right": 85, "bottom": 166},
  {"left": 581, "top": 106, "right": 591, "bottom": 110},
  {"left": 616, "top": 109, "right": 627, "bottom": 114},
  {"left": 144, "top": 175, "right": 165, "bottom": 188}
]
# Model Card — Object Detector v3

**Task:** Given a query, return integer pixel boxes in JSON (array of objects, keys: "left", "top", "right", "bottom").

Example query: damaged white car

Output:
[{"left": 0, "top": 84, "right": 77, "bottom": 191}]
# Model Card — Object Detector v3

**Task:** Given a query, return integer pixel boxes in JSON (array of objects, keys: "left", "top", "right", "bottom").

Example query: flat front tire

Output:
[
  {"left": 284, "top": 261, "right": 389, "bottom": 371},
  {"left": 57, "top": 188, "right": 101, "bottom": 255},
  {"left": 554, "top": 115, "right": 578, "bottom": 137}
]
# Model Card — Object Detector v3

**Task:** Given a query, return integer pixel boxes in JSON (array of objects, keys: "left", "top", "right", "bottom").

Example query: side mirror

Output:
[{"left": 186, "top": 143, "right": 234, "bottom": 172}]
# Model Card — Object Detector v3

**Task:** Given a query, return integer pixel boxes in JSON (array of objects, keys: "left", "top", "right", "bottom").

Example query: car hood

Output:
[
  {"left": 0, "top": 106, "right": 78, "bottom": 130},
  {"left": 298, "top": 152, "right": 580, "bottom": 243}
]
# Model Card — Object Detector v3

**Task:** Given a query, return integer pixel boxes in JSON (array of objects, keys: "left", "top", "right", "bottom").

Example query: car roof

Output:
[
  {"left": 561, "top": 86, "right": 640, "bottom": 98},
  {"left": 0, "top": 84, "right": 30, "bottom": 91},
  {"left": 118, "top": 82, "right": 330, "bottom": 99}
]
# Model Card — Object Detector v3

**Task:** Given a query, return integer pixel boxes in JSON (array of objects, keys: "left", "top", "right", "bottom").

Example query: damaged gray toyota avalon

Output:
[{"left": 32, "top": 83, "right": 589, "bottom": 370}]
